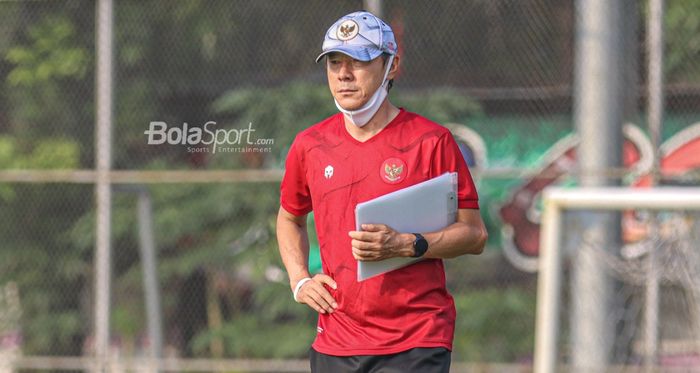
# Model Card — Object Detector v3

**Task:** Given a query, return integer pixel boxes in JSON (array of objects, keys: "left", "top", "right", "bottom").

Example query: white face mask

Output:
[{"left": 334, "top": 55, "right": 395, "bottom": 127}]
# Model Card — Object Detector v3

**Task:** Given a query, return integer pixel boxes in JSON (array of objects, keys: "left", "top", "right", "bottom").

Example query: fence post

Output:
[
  {"left": 644, "top": 0, "right": 665, "bottom": 369},
  {"left": 572, "top": 0, "right": 626, "bottom": 370},
  {"left": 94, "top": 0, "right": 114, "bottom": 371}
]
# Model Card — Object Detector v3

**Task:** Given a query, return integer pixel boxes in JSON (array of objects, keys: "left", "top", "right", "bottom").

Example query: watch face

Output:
[{"left": 413, "top": 234, "right": 428, "bottom": 257}]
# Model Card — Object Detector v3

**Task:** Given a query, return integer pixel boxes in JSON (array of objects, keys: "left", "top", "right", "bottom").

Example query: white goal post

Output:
[{"left": 534, "top": 186, "right": 700, "bottom": 373}]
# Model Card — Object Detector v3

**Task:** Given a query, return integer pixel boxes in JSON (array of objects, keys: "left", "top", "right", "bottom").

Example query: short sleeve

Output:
[
  {"left": 430, "top": 131, "right": 479, "bottom": 209},
  {"left": 280, "top": 139, "right": 313, "bottom": 216}
]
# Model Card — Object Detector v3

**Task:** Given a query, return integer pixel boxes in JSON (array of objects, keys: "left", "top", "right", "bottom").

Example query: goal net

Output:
[{"left": 534, "top": 187, "right": 700, "bottom": 373}]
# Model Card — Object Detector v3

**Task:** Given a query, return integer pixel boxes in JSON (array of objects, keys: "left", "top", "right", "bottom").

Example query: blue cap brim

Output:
[{"left": 315, "top": 46, "right": 384, "bottom": 63}]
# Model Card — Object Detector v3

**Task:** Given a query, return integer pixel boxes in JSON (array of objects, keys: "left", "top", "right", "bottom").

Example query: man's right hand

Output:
[{"left": 294, "top": 274, "right": 338, "bottom": 314}]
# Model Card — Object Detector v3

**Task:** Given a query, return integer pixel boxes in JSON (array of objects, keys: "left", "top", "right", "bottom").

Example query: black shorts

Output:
[{"left": 309, "top": 347, "right": 451, "bottom": 373}]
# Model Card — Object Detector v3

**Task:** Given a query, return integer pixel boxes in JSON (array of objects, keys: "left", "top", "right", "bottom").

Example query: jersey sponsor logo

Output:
[
  {"left": 324, "top": 165, "right": 334, "bottom": 179},
  {"left": 337, "top": 20, "right": 359, "bottom": 41},
  {"left": 380, "top": 157, "right": 406, "bottom": 184}
]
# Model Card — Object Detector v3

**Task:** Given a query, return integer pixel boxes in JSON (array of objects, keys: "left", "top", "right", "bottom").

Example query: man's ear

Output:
[{"left": 387, "top": 54, "right": 400, "bottom": 80}]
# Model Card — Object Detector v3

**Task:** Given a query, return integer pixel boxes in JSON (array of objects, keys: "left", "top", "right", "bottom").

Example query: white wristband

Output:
[{"left": 293, "top": 277, "right": 313, "bottom": 303}]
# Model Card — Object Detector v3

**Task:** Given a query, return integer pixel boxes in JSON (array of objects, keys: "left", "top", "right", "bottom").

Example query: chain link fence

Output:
[{"left": 0, "top": 0, "right": 699, "bottom": 371}]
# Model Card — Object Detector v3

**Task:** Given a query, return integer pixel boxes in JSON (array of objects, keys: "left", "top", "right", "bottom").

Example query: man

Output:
[{"left": 276, "top": 11, "right": 488, "bottom": 373}]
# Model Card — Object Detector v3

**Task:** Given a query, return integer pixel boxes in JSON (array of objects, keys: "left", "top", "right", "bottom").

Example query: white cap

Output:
[{"left": 316, "top": 11, "right": 397, "bottom": 63}]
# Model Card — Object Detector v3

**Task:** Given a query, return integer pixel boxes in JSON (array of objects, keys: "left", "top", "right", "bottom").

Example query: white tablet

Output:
[{"left": 354, "top": 172, "right": 458, "bottom": 281}]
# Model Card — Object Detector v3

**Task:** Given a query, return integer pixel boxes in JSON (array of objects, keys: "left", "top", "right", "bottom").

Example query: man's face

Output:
[{"left": 326, "top": 53, "right": 388, "bottom": 111}]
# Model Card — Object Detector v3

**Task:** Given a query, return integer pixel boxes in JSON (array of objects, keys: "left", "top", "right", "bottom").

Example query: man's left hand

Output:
[{"left": 348, "top": 224, "right": 415, "bottom": 261}]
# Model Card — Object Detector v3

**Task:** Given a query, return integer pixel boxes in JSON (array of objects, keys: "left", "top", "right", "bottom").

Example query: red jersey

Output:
[{"left": 280, "top": 109, "right": 479, "bottom": 356}]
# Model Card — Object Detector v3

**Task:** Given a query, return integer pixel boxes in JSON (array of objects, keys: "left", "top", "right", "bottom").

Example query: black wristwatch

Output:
[{"left": 411, "top": 233, "right": 429, "bottom": 258}]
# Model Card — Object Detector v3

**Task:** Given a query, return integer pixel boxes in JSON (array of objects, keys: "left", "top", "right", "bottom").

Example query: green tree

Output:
[{"left": 664, "top": 0, "right": 700, "bottom": 81}]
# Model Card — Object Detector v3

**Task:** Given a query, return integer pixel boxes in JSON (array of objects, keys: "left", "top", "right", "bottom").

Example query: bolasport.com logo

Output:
[{"left": 144, "top": 121, "right": 274, "bottom": 154}]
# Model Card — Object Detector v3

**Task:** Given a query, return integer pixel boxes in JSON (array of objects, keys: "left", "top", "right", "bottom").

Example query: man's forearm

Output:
[
  {"left": 349, "top": 209, "right": 487, "bottom": 262},
  {"left": 276, "top": 212, "right": 312, "bottom": 289},
  {"left": 420, "top": 220, "right": 487, "bottom": 259}
]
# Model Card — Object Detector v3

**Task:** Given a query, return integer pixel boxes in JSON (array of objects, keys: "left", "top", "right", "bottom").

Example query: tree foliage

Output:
[{"left": 664, "top": 0, "right": 700, "bottom": 81}]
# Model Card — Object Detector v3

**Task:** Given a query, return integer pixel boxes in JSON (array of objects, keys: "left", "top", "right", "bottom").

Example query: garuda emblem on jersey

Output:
[{"left": 381, "top": 157, "right": 406, "bottom": 184}]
